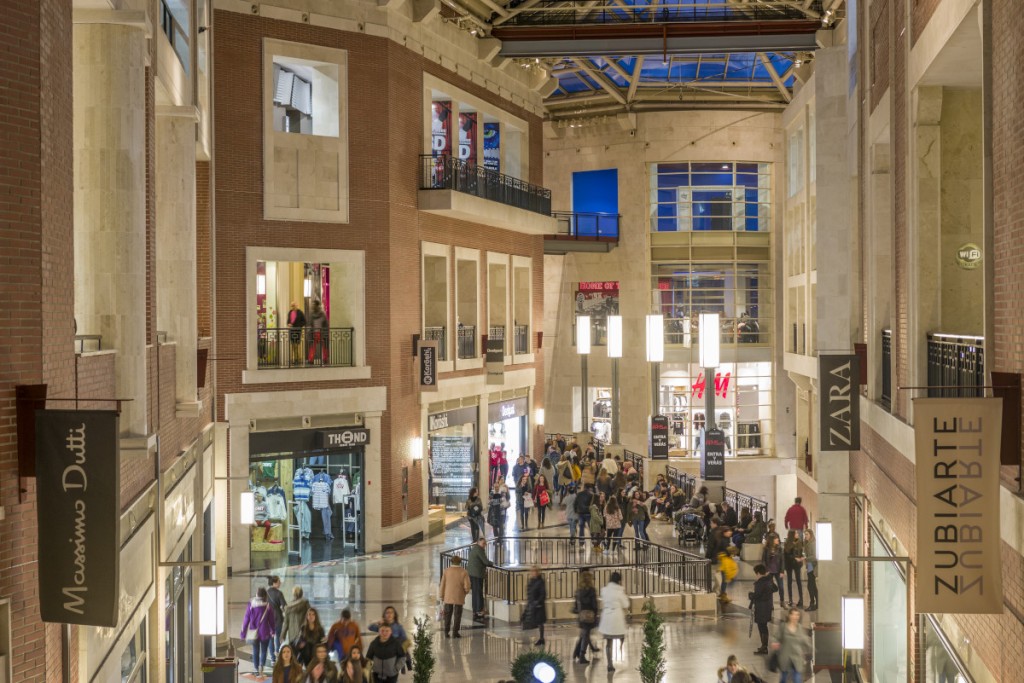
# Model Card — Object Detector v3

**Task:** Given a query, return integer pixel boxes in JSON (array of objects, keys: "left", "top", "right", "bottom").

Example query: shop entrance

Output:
[
  {"left": 427, "top": 405, "right": 478, "bottom": 512},
  {"left": 487, "top": 397, "right": 529, "bottom": 489}
]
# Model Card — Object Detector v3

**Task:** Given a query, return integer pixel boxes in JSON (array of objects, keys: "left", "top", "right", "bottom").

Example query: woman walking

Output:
[
  {"left": 534, "top": 474, "right": 553, "bottom": 529},
  {"left": 302, "top": 643, "right": 338, "bottom": 683},
  {"left": 803, "top": 527, "right": 819, "bottom": 611},
  {"left": 762, "top": 534, "right": 786, "bottom": 607},
  {"left": 487, "top": 480, "right": 509, "bottom": 539},
  {"left": 627, "top": 490, "right": 650, "bottom": 542},
  {"left": 572, "top": 570, "right": 599, "bottom": 664},
  {"left": 783, "top": 530, "right": 805, "bottom": 608},
  {"left": 524, "top": 566, "right": 548, "bottom": 646},
  {"left": 241, "top": 586, "right": 276, "bottom": 679},
  {"left": 271, "top": 644, "right": 303, "bottom": 683},
  {"left": 517, "top": 470, "right": 535, "bottom": 530},
  {"left": 466, "top": 487, "right": 486, "bottom": 542},
  {"left": 604, "top": 497, "right": 624, "bottom": 551},
  {"left": 597, "top": 571, "right": 630, "bottom": 673},
  {"left": 294, "top": 606, "right": 326, "bottom": 666},
  {"left": 774, "top": 608, "right": 810, "bottom": 683}
]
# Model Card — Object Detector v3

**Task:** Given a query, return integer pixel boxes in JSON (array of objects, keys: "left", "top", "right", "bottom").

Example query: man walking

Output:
[
  {"left": 467, "top": 537, "right": 493, "bottom": 623},
  {"left": 266, "top": 576, "right": 287, "bottom": 665},
  {"left": 439, "top": 556, "right": 472, "bottom": 637},
  {"left": 574, "top": 484, "right": 594, "bottom": 545},
  {"left": 784, "top": 497, "right": 809, "bottom": 539}
]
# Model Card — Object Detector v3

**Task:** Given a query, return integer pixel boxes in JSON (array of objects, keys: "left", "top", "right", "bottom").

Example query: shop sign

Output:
[
  {"left": 819, "top": 354, "right": 860, "bottom": 451},
  {"left": 486, "top": 337, "right": 505, "bottom": 386},
  {"left": 955, "top": 243, "right": 982, "bottom": 270},
  {"left": 913, "top": 397, "right": 1003, "bottom": 614},
  {"left": 317, "top": 427, "right": 370, "bottom": 448},
  {"left": 650, "top": 415, "right": 669, "bottom": 460},
  {"left": 701, "top": 427, "right": 726, "bottom": 480},
  {"left": 691, "top": 371, "right": 731, "bottom": 400},
  {"left": 488, "top": 397, "right": 528, "bottom": 423},
  {"left": 428, "top": 405, "right": 478, "bottom": 432},
  {"left": 35, "top": 409, "right": 120, "bottom": 627},
  {"left": 418, "top": 340, "right": 438, "bottom": 393}
]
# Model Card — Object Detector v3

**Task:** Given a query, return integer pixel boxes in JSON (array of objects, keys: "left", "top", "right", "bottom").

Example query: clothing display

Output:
[
  {"left": 266, "top": 484, "right": 288, "bottom": 521},
  {"left": 332, "top": 473, "right": 350, "bottom": 504},
  {"left": 310, "top": 472, "right": 332, "bottom": 509},
  {"left": 296, "top": 501, "right": 312, "bottom": 539},
  {"left": 293, "top": 467, "right": 314, "bottom": 501}
]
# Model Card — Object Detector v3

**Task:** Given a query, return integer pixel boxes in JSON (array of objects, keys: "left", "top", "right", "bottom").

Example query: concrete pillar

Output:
[
  {"left": 156, "top": 107, "right": 199, "bottom": 412},
  {"left": 73, "top": 19, "right": 148, "bottom": 436}
]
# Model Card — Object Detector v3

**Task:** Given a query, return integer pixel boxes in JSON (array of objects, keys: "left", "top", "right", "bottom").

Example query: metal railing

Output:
[
  {"left": 457, "top": 325, "right": 476, "bottom": 359},
  {"left": 423, "top": 326, "right": 447, "bottom": 361},
  {"left": 256, "top": 327, "right": 355, "bottom": 369},
  {"left": 926, "top": 333, "right": 984, "bottom": 398},
  {"left": 440, "top": 536, "right": 711, "bottom": 604},
  {"left": 623, "top": 449, "right": 644, "bottom": 481},
  {"left": 881, "top": 329, "right": 892, "bottom": 411},
  {"left": 724, "top": 487, "right": 768, "bottom": 522},
  {"left": 514, "top": 325, "right": 529, "bottom": 354},
  {"left": 74, "top": 335, "right": 103, "bottom": 353},
  {"left": 665, "top": 466, "right": 696, "bottom": 502},
  {"left": 497, "top": 1, "right": 821, "bottom": 26},
  {"left": 551, "top": 212, "right": 620, "bottom": 240},
  {"left": 665, "top": 315, "right": 767, "bottom": 345},
  {"left": 159, "top": 0, "right": 190, "bottom": 74},
  {"left": 488, "top": 325, "right": 506, "bottom": 342},
  {"left": 420, "top": 154, "right": 552, "bottom": 216}
]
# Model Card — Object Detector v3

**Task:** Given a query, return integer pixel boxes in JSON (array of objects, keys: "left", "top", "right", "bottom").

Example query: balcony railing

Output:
[
  {"left": 257, "top": 327, "right": 354, "bottom": 369},
  {"left": 664, "top": 316, "right": 768, "bottom": 346},
  {"left": 488, "top": 325, "right": 506, "bottom": 342},
  {"left": 724, "top": 487, "right": 769, "bottom": 522},
  {"left": 926, "top": 333, "right": 984, "bottom": 398},
  {"left": 551, "top": 211, "right": 620, "bottom": 239},
  {"left": 881, "top": 329, "right": 892, "bottom": 411},
  {"left": 423, "top": 326, "right": 447, "bottom": 361},
  {"left": 75, "top": 334, "right": 103, "bottom": 353},
  {"left": 514, "top": 324, "right": 529, "bottom": 354},
  {"left": 420, "top": 154, "right": 552, "bottom": 216},
  {"left": 457, "top": 325, "right": 476, "bottom": 359}
]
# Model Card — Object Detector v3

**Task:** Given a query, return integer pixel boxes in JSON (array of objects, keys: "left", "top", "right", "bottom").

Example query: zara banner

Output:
[
  {"left": 35, "top": 409, "right": 120, "bottom": 626},
  {"left": 819, "top": 354, "right": 860, "bottom": 451},
  {"left": 913, "top": 397, "right": 1003, "bottom": 614}
]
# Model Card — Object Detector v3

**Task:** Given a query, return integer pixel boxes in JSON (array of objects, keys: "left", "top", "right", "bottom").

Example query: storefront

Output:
[
  {"left": 165, "top": 541, "right": 194, "bottom": 683},
  {"left": 657, "top": 360, "right": 772, "bottom": 457},
  {"left": 487, "top": 396, "right": 529, "bottom": 486},
  {"left": 427, "top": 405, "right": 478, "bottom": 512},
  {"left": 248, "top": 427, "right": 367, "bottom": 570}
]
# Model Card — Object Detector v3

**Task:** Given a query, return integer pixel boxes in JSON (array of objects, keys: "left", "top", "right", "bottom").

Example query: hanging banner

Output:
[
  {"left": 650, "top": 415, "right": 669, "bottom": 460},
  {"left": 914, "top": 397, "right": 1003, "bottom": 614},
  {"left": 701, "top": 427, "right": 726, "bottom": 480},
  {"left": 35, "top": 409, "right": 120, "bottom": 627},
  {"left": 483, "top": 122, "right": 500, "bottom": 172},
  {"left": 819, "top": 354, "right": 860, "bottom": 451},
  {"left": 458, "top": 111, "right": 477, "bottom": 165},
  {"left": 418, "top": 340, "right": 438, "bottom": 393},
  {"left": 486, "top": 337, "right": 505, "bottom": 386},
  {"left": 575, "top": 281, "right": 619, "bottom": 347}
]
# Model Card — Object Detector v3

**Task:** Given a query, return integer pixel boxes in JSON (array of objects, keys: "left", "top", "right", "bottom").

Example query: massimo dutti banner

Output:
[
  {"left": 914, "top": 397, "right": 1003, "bottom": 614},
  {"left": 35, "top": 409, "right": 120, "bottom": 626},
  {"left": 819, "top": 354, "right": 860, "bottom": 451}
]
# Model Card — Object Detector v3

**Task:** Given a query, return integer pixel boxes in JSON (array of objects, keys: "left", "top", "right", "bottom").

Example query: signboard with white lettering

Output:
[
  {"left": 317, "top": 427, "right": 370, "bottom": 449},
  {"left": 430, "top": 435, "right": 476, "bottom": 512},
  {"left": 488, "top": 397, "right": 528, "bottom": 424},
  {"left": 819, "top": 354, "right": 860, "bottom": 451},
  {"left": 418, "top": 340, "right": 438, "bottom": 393},
  {"left": 427, "top": 406, "right": 478, "bottom": 433},
  {"left": 913, "top": 397, "right": 1003, "bottom": 614},
  {"left": 486, "top": 337, "right": 505, "bottom": 386},
  {"left": 701, "top": 427, "right": 726, "bottom": 480},
  {"left": 35, "top": 409, "right": 120, "bottom": 626},
  {"left": 650, "top": 415, "right": 669, "bottom": 460}
]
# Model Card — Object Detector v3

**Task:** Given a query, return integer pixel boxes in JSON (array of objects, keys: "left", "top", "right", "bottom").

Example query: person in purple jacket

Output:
[{"left": 241, "top": 586, "right": 277, "bottom": 679}]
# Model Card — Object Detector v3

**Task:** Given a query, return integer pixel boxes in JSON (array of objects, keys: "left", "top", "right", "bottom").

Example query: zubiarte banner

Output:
[
  {"left": 35, "top": 409, "right": 120, "bottom": 626},
  {"left": 914, "top": 397, "right": 1003, "bottom": 614},
  {"left": 819, "top": 354, "right": 860, "bottom": 451}
]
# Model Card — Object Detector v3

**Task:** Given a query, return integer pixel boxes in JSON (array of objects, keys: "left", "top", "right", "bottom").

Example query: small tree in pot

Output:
[
  {"left": 412, "top": 615, "right": 436, "bottom": 683},
  {"left": 638, "top": 600, "right": 666, "bottom": 683}
]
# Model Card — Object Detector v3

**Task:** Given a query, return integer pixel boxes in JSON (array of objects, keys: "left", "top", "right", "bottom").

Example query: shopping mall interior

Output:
[{"left": 2, "top": 0, "right": 1023, "bottom": 681}]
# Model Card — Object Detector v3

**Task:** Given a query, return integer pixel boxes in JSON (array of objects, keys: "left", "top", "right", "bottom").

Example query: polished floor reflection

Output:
[{"left": 229, "top": 512, "right": 822, "bottom": 681}]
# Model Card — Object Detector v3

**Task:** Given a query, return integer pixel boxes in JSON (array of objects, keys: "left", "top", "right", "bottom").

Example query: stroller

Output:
[{"left": 675, "top": 510, "right": 704, "bottom": 547}]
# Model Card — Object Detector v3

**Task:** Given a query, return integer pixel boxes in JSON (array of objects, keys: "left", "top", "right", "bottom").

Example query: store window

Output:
[
  {"left": 650, "top": 162, "right": 771, "bottom": 232},
  {"left": 653, "top": 263, "right": 772, "bottom": 347},
  {"left": 159, "top": 0, "right": 189, "bottom": 74},
  {"left": 870, "top": 529, "right": 908, "bottom": 683},
  {"left": 487, "top": 398, "right": 529, "bottom": 488},
  {"left": 120, "top": 617, "right": 148, "bottom": 683},
  {"left": 921, "top": 615, "right": 971, "bottom": 683},
  {"left": 427, "top": 406, "right": 478, "bottom": 511},
  {"left": 165, "top": 543, "right": 193, "bottom": 683},
  {"left": 271, "top": 58, "right": 340, "bottom": 137}
]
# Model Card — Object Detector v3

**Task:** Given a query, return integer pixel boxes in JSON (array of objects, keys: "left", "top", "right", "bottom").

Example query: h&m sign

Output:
[
  {"left": 819, "top": 354, "right": 860, "bottom": 451},
  {"left": 317, "top": 427, "right": 370, "bottom": 448}
]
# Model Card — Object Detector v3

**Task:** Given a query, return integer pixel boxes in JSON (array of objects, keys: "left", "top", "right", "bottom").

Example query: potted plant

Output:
[
  {"left": 411, "top": 615, "right": 436, "bottom": 683},
  {"left": 510, "top": 649, "right": 566, "bottom": 683},
  {"left": 638, "top": 600, "right": 666, "bottom": 683}
]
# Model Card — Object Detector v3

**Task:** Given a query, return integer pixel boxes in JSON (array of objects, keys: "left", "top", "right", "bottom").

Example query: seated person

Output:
[{"left": 732, "top": 507, "right": 754, "bottom": 547}]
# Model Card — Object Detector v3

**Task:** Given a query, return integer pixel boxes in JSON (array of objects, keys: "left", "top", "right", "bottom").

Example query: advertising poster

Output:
[
  {"left": 650, "top": 415, "right": 669, "bottom": 459},
  {"left": 483, "top": 122, "right": 500, "bottom": 172},
  {"left": 458, "top": 112, "right": 477, "bottom": 165},
  {"left": 430, "top": 436, "right": 475, "bottom": 512},
  {"left": 575, "top": 281, "right": 619, "bottom": 346},
  {"left": 431, "top": 101, "right": 452, "bottom": 157},
  {"left": 913, "top": 397, "right": 1003, "bottom": 614},
  {"left": 701, "top": 427, "right": 726, "bottom": 480}
]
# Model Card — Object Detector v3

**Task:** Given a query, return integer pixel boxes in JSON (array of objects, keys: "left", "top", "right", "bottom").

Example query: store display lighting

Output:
[
  {"left": 576, "top": 315, "right": 591, "bottom": 355},
  {"left": 240, "top": 490, "right": 255, "bottom": 525},
  {"left": 256, "top": 273, "right": 266, "bottom": 296},
  {"left": 645, "top": 314, "right": 664, "bottom": 362},
  {"left": 607, "top": 315, "right": 623, "bottom": 358},
  {"left": 699, "top": 312, "right": 720, "bottom": 368},
  {"left": 303, "top": 276, "right": 312, "bottom": 298},
  {"left": 841, "top": 595, "right": 866, "bottom": 650},
  {"left": 198, "top": 582, "right": 225, "bottom": 636},
  {"left": 816, "top": 520, "right": 834, "bottom": 561}
]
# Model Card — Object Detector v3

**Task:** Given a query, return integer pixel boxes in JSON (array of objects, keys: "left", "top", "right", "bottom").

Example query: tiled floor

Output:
[{"left": 228, "top": 511, "right": 822, "bottom": 682}]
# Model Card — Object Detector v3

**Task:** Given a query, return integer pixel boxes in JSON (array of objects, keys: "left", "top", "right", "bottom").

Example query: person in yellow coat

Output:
[{"left": 718, "top": 546, "right": 739, "bottom": 603}]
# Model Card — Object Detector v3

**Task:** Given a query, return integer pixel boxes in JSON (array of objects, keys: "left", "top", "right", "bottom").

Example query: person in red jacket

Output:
[{"left": 784, "top": 497, "right": 809, "bottom": 540}]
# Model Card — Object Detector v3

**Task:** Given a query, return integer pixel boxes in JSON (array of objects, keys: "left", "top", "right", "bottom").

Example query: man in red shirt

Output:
[{"left": 784, "top": 497, "right": 809, "bottom": 539}]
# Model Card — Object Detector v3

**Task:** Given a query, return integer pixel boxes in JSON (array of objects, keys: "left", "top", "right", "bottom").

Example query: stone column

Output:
[
  {"left": 73, "top": 16, "right": 148, "bottom": 436},
  {"left": 156, "top": 107, "right": 199, "bottom": 413}
]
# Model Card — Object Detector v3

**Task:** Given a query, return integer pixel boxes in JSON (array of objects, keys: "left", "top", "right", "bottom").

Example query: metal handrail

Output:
[
  {"left": 623, "top": 449, "right": 644, "bottom": 481},
  {"left": 256, "top": 326, "right": 355, "bottom": 368},
  {"left": 456, "top": 324, "right": 476, "bottom": 359},
  {"left": 551, "top": 211, "right": 620, "bottom": 240},
  {"left": 724, "top": 487, "right": 768, "bottom": 521},
  {"left": 420, "top": 154, "right": 552, "bottom": 216},
  {"left": 880, "top": 329, "right": 892, "bottom": 411},
  {"left": 926, "top": 333, "right": 984, "bottom": 399},
  {"left": 423, "top": 326, "right": 447, "bottom": 361},
  {"left": 74, "top": 334, "right": 103, "bottom": 353}
]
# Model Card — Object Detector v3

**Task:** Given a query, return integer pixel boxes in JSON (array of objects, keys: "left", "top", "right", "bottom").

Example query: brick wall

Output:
[
  {"left": 869, "top": 0, "right": 890, "bottom": 112},
  {"left": 891, "top": 0, "right": 910, "bottom": 420},
  {"left": 197, "top": 161, "right": 212, "bottom": 338}
]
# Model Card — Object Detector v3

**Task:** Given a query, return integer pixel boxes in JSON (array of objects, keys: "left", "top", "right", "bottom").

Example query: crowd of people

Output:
[{"left": 241, "top": 576, "right": 414, "bottom": 682}]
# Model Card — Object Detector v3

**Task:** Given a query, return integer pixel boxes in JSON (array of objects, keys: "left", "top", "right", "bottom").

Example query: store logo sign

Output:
[
  {"left": 955, "top": 243, "right": 982, "bottom": 270},
  {"left": 692, "top": 371, "right": 730, "bottom": 400},
  {"left": 819, "top": 354, "right": 860, "bottom": 451},
  {"left": 319, "top": 427, "right": 370, "bottom": 448},
  {"left": 418, "top": 340, "right": 438, "bottom": 393},
  {"left": 429, "top": 413, "right": 449, "bottom": 431}
]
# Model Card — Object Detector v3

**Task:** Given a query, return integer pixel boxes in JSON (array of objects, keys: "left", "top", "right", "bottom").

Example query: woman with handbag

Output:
[
  {"left": 240, "top": 587, "right": 276, "bottom": 679},
  {"left": 597, "top": 571, "right": 630, "bottom": 673},
  {"left": 523, "top": 566, "right": 548, "bottom": 647},
  {"left": 571, "top": 570, "right": 599, "bottom": 664},
  {"left": 533, "top": 474, "right": 552, "bottom": 529},
  {"left": 517, "top": 471, "right": 535, "bottom": 530},
  {"left": 465, "top": 487, "right": 486, "bottom": 542}
]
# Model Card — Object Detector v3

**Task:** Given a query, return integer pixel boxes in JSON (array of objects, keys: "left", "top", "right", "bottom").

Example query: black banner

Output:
[
  {"left": 650, "top": 415, "right": 669, "bottom": 460},
  {"left": 418, "top": 340, "right": 438, "bottom": 393},
  {"left": 819, "top": 354, "right": 860, "bottom": 451},
  {"left": 486, "top": 337, "right": 504, "bottom": 386},
  {"left": 317, "top": 427, "right": 370, "bottom": 448},
  {"left": 35, "top": 409, "right": 120, "bottom": 626},
  {"left": 701, "top": 428, "right": 725, "bottom": 481}
]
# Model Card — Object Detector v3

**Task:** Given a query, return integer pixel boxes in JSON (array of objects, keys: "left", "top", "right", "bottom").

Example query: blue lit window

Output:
[{"left": 650, "top": 161, "right": 771, "bottom": 232}]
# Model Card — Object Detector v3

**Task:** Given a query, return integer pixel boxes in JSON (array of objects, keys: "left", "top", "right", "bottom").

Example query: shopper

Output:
[
  {"left": 784, "top": 497, "right": 809, "bottom": 538},
  {"left": 574, "top": 484, "right": 594, "bottom": 545},
  {"left": 467, "top": 537, "right": 494, "bottom": 623},
  {"left": 294, "top": 606, "right": 326, "bottom": 666},
  {"left": 717, "top": 654, "right": 747, "bottom": 682},
  {"left": 774, "top": 608, "right": 810, "bottom": 683},
  {"left": 523, "top": 566, "right": 548, "bottom": 646},
  {"left": 241, "top": 586, "right": 276, "bottom": 679},
  {"left": 803, "top": 528, "right": 819, "bottom": 611},
  {"left": 539, "top": 458, "right": 556, "bottom": 501},
  {"left": 744, "top": 510, "right": 768, "bottom": 546},
  {"left": 287, "top": 302, "right": 306, "bottom": 364},
  {"left": 487, "top": 480, "right": 509, "bottom": 539},
  {"left": 762, "top": 534, "right": 786, "bottom": 607},
  {"left": 561, "top": 483, "right": 579, "bottom": 543},
  {"left": 368, "top": 606, "right": 408, "bottom": 645},
  {"left": 720, "top": 500, "right": 739, "bottom": 528},
  {"left": 598, "top": 571, "right": 630, "bottom": 673},
  {"left": 517, "top": 470, "right": 535, "bottom": 530},
  {"left": 718, "top": 546, "right": 739, "bottom": 603},
  {"left": 439, "top": 555, "right": 472, "bottom": 638},
  {"left": 604, "top": 497, "right": 624, "bottom": 551},
  {"left": 306, "top": 300, "right": 329, "bottom": 365},
  {"left": 465, "top": 487, "right": 486, "bottom": 542},
  {"left": 749, "top": 564, "right": 777, "bottom": 655},
  {"left": 783, "top": 530, "right": 805, "bottom": 608},
  {"left": 365, "top": 624, "right": 407, "bottom": 683},
  {"left": 267, "top": 576, "right": 288, "bottom": 665},
  {"left": 282, "top": 587, "right": 311, "bottom": 656},
  {"left": 588, "top": 495, "right": 606, "bottom": 553},
  {"left": 271, "top": 644, "right": 303, "bottom": 683},
  {"left": 341, "top": 647, "right": 370, "bottom": 683},
  {"left": 326, "top": 608, "right": 363, "bottom": 662},
  {"left": 571, "top": 570, "right": 599, "bottom": 664},
  {"left": 533, "top": 474, "right": 552, "bottom": 529},
  {"left": 302, "top": 644, "right": 338, "bottom": 683}
]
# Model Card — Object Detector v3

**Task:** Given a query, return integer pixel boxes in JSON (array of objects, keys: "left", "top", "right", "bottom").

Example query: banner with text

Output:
[
  {"left": 914, "top": 397, "right": 1003, "bottom": 614},
  {"left": 36, "top": 409, "right": 120, "bottom": 626},
  {"left": 819, "top": 354, "right": 860, "bottom": 451},
  {"left": 418, "top": 340, "right": 438, "bottom": 393}
]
